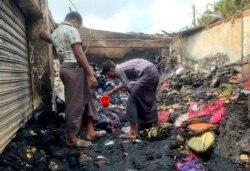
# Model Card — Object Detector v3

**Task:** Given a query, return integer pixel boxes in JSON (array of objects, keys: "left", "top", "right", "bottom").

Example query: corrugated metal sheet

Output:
[{"left": 0, "top": 0, "right": 33, "bottom": 153}]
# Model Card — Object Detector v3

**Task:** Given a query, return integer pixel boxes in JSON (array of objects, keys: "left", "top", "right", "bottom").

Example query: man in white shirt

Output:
[{"left": 40, "top": 11, "right": 106, "bottom": 148}]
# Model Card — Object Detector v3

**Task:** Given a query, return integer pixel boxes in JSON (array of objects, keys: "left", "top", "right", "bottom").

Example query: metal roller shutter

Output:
[{"left": 0, "top": 0, "right": 33, "bottom": 153}]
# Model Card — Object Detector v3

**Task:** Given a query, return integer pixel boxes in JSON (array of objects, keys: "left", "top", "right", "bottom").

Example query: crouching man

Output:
[{"left": 101, "top": 59, "right": 159, "bottom": 139}]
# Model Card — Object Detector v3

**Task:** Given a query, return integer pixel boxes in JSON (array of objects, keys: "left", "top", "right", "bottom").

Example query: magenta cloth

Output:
[
  {"left": 110, "top": 113, "right": 120, "bottom": 128},
  {"left": 188, "top": 99, "right": 226, "bottom": 122},
  {"left": 210, "top": 107, "right": 226, "bottom": 124},
  {"left": 159, "top": 112, "right": 170, "bottom": 123},
  {"left": 176, "top": 153, "right": 205, "bottom": 171}
]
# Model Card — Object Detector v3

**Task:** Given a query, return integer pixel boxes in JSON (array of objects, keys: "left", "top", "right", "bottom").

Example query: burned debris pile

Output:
[{"left": 0, "top": 63, "right": 249, "bottom": 171}]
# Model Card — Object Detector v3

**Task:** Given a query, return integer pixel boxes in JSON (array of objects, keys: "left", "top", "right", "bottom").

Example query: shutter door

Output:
[{"left": 0, "top": 0, "right": 33, "bottom": 153}]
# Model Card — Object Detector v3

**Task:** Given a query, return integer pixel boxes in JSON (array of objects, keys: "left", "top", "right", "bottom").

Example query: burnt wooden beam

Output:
[{"left": 82, "top": 39, "right": 170, "bottom": 48}]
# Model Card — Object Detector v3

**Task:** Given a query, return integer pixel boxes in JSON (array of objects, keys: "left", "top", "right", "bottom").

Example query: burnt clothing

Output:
[{"left": 115, "top": 59, "right": 154, "bottom": 90}]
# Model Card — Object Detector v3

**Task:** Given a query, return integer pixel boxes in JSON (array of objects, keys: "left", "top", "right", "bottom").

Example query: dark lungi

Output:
[
  {"left": 126, "top": 65, "right": 159, "bottom": 125},
  {"left": 60, "top": 63, "right": 98, "bottom": 138}
]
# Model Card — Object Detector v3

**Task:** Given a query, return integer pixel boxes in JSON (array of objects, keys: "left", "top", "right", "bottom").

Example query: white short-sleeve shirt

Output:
[{"left": 51, "top": 22, "right": 82, "bottom": 63}]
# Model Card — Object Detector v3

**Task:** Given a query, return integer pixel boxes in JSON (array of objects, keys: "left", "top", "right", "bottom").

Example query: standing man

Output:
[
  {"left": 101, "top": 59, "right": 159, "bottom": 139},
  {"left": 40, "top": 11, "right": 105, "bottom": 148}
]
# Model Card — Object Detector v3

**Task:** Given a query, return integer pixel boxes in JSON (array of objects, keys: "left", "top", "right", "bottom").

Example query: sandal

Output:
[
  {"left": 86, "top": 130, "right": 106, "bottom": 141},
  {"left": 66, "top": 138, "right": 93, "bottom": 148},
  {"left": 119, "top": 133, "right": 137, "bottom": 140}
]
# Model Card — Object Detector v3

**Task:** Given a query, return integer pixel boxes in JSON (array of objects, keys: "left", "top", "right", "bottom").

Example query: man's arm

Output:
[
  {"left": 40, "top": 30, "right": 52, "bottom": 44},
  {"left": 107, "top": 83, "right": 124, "bottom": 96},
  {"left": 71, "top": 43, "right": 97, "bottom": 88},
  {"left": 116, "top": 68, "right": 132, "bottom": 90}
]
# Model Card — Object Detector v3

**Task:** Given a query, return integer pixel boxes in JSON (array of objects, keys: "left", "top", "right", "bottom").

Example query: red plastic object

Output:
[
  {"left": 100, "top": 96, "right": 110, "bottom": 107},
  {"left": 244, "top": 78, "right": 250, "bottom": 90}
]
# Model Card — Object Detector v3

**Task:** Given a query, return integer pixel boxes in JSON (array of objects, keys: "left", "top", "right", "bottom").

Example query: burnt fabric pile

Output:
[
  {"left": 0, "top": 63, "right": 249, "bottom": 171},
  {"left": 157, "top": 63, "right": 249, "bottom": 171}
]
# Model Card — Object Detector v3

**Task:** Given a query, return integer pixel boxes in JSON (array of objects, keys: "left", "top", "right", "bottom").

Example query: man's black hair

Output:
[
  {"left": 64, "top": 11, "right": 82, "bottom": 25},
  {"left": 101, "top": 60, "right": 116, "bottom": 74}
]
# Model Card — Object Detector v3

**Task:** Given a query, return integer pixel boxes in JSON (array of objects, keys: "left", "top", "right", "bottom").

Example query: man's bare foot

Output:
[
  {"left": 66, "top": 138, "right": 92, "bottom": 148},
  {"left": 85, "top": 130, "right": 106, "bottom": 141},
  {"left": 119, "top": 132, "right": 137, "bottom": 139}
]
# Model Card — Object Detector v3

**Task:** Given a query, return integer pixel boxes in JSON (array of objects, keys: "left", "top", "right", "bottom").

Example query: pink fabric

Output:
[
  {"left": 188, "top": 99, "right": 226, "bottom": 122},
  {"left": 160, "top": 82, "right": 170, "bottom": 91},
  {"left": 210, "top": 108, "right": 226, "bottom": 124},
  {"left": 176, "top": 153, "right": 205, "bottom": 171},
  {"left": 159, "top": 112, "right": 170, "bottom": 123},
  {"left": 180, "top": 153, "right": 198, "bottom": 161}
]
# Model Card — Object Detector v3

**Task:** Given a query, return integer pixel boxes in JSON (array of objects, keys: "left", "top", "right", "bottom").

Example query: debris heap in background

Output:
[{"left": 158, "top": 63, "right": 249, "bottom": 171}]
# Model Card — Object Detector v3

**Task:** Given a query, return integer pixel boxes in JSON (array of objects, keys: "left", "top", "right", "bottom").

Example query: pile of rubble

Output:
[
  {"left": 156, "top": 63, "right": 249, "bottom": 170},
  {"left": 0, "top": 63, "right": 249, "bottom": 171}
]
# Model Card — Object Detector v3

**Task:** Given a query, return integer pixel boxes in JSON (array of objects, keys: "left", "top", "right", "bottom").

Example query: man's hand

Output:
[
  {"left": 40, "top": 30, "right": 52, "bottom": 43},
  {"left": 107, "top": 90, "right": 114, "bottom": 97},
  {"left": 88, "top": 75, "right": 98, "bottom": 89},
  {"left": 90, "top": 66, "right": 96, "bottom": 76},
  {"left": 106, "top": 83, "right": 124, "bottom": 96}
]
